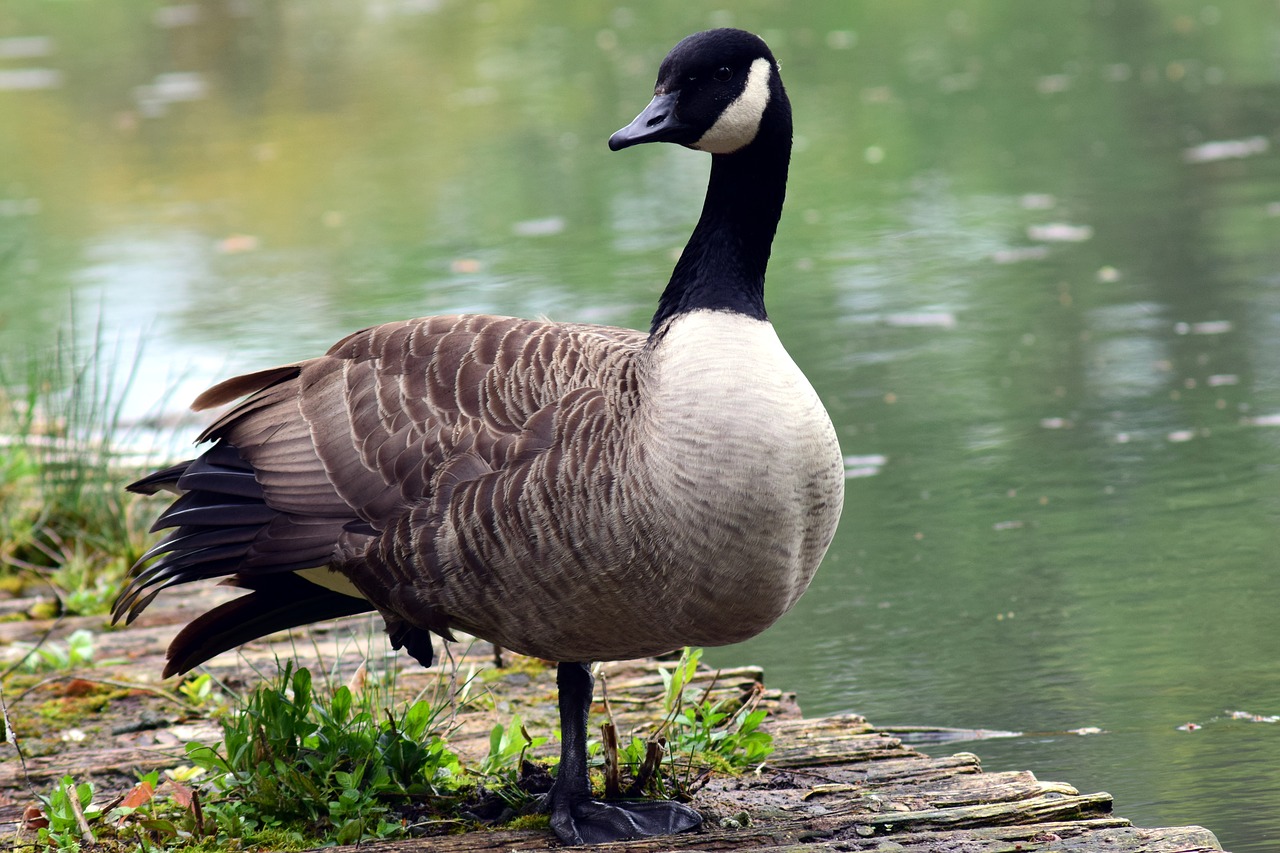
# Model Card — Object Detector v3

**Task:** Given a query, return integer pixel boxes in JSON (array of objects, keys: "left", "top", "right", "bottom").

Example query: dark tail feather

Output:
[
  {"left": 119, "top": 440, "right": 381, "bottom": 676},
  {"left": 113, "top": 549, "right": 259, "bottom": 623},
  {"left": 115, "top": 441, "right": 337, "bottom": 625},
  {"left": 164, "top": 572, "right": 374, "bottom": 677},
  {"left": 169, "top": 451, "right": 263, "bottom": 498},
  {"left": 128, "top": 443, "right": 258, "bottom": 496},
  {"left": 138, "top": 526, "right": 260, "bottom": 564},
  {"left": 128, "top": 461, "right": 192, "bottom": 495},
  {"left": 152, "top": 491, "right": 278, "bottom": 531}
]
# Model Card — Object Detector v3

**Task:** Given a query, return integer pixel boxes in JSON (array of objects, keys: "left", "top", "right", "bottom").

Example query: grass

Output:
[
  {"left": 12, "top": 649, "right": 777, "bottom": 851},
  {"left": 597, "top": 647, "right": 775, "bottom": 802},
  {"left": 0, "top": 316, "right": 170, "bottom": 618},
  {"left": 183, "top": 661, "right": 465, "bottom": 844},
  {"left": 17, "top": 655, "right": 475, "bottom": 851}
]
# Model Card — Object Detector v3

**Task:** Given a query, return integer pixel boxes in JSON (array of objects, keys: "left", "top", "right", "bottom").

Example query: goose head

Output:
[
  {"left": 609, "top": 28, "right": 788, "bottom": 156},
  {"left": 609, "top": 29, "right": 792, "bottom": 333}
]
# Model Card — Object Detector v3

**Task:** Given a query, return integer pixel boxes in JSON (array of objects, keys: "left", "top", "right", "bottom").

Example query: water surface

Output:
[{"left": 2, "top": 2, "right": 1278, "bottom": 850}]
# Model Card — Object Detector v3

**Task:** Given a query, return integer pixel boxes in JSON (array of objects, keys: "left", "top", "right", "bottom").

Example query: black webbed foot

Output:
[
  {"left": 549, "top": 795, "right": 702, "bottom": 846},
  {"left": 548, "top": 662, "right": 703, "bottom": 845}
]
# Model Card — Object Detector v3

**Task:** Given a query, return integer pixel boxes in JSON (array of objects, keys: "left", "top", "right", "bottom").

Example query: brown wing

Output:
[
  {"left": 209, "top": 314, "right": 644, "bottom": 525},
  {"left": 113, "top": 313, "right": 646, "bottom": 672}
]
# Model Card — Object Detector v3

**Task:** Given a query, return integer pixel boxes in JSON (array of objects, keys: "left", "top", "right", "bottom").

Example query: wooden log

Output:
[
  {"left": 0, "top": 745, "right": 184, "bottom": 787},
  {"left": 0, "top": 586, "right": 1229, "bottom": 851},
  {"left": 310, "top": 817, "right": 1221, "bottom": 853}
]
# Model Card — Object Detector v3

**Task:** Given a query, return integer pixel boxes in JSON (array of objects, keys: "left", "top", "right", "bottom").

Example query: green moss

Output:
[
  {"left": 503, "top": 813, "right": 551, "bottom": 831},
  {"left": 32, "top": 683, "right": 130, "bottom": 728},
  {"left": 0, "top": 573, "right": 28, "bottom": 596},
  {"left": 479, "top": 655, "right": 550, "bottom": 682},
  {"left": 26, "top": 600, "right": 59, "bottom": 620}
]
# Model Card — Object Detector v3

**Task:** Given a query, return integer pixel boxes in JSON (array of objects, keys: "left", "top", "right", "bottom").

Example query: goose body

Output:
[{"left": 115, "top": 28, "right": 843, "bottom": 845}]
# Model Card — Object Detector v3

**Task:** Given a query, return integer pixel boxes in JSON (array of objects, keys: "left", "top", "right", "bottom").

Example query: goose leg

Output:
[{"left": 548, "top": 661, "right": 703, "bottom": 845}]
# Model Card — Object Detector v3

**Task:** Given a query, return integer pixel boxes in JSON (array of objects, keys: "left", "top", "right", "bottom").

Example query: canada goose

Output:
[{"left": 114, "top": 27, "right": 844, "bottom": 845}]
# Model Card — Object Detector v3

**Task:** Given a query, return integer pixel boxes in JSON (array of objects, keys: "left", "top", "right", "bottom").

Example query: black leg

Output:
[{"left": 547, "top": 662, "right": 703, "bottom": 845}]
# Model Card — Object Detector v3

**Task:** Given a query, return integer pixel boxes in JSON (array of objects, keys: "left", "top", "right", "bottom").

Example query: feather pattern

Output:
[{"left": 116, "top": 309, "right": 842, "bottom": 667}]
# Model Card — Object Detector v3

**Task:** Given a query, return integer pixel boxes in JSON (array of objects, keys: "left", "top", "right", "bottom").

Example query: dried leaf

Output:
[
  {"left": 22, "top": 804, "right": 49, "bottom": 831},
  {"left": 118, "top": 779, "right": 156, "bottom": 811},
  {"left": 162, "top": 780, "right": 194, "bottom": 809}
]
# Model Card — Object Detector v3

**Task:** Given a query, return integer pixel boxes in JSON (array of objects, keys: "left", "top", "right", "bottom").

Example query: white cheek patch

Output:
[{"left": 691, "top": 57, "right": 772, "bottom": 154}]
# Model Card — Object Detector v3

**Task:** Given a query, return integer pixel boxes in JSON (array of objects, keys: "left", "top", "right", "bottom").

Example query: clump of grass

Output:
[
  {"left": 600, "top": 648, "right": 775, "bottom": 800},
  {"left": 32, "top": 770, "right": 250, "bottom": 853},
  {"left": 657, "top": 648, "right": 773, "bottom": 772},
  {"left": 17, "top": 648, "right": 777, "bottom": 850},
  {"left": 0, "top": 316, "right": 171, "bottom": 615},
  {"left": 175, "top": 673, "right": 227, "bottom": 713},
  {"left": 184, "top": 661, "right": 464, "bottom": 845},
  {"left": 17, "top": 657, "right": 543, "bottom": 850},
  {"left": 31, "top": 773, "right": 104, "bottom": 852},
  {"left": 472, "top": 714, "right": 550, "bottom": 815},
  {"left": 6, "top": 629, "right": 100, "bottom": 674}
]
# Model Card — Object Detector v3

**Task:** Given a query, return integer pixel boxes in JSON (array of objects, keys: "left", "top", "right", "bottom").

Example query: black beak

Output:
[{"left": 608, "top": 92, "right": 688, "bottom": 150}]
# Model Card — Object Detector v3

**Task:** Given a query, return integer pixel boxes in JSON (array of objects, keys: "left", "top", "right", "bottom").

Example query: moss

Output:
[
  {"left": 169, "top": 827, "right": 317, "bottom": 853},
  {"left": 0, "top": 573, "right": 29, "bottom": 597},
  {"left": 32, "top": 682, "right": 130, "bottom": 727},
  {"left": 503, "top": 813, "right": 551, "bottom": 831},
  {"left": 26, "top": 600, "right": 60, "bottom": 620},
  {"left": 479, "top": 655, "right": 550, "bottom": 682}
]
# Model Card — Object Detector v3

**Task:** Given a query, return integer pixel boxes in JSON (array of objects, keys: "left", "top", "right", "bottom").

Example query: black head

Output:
[{"left": 609, "top": 29, "right": 788, "bottom": 155}]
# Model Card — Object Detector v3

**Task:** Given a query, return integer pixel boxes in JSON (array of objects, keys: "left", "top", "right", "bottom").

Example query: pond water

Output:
[{"left": 3, "top": 2, "right": 1279, "bottom": 850}]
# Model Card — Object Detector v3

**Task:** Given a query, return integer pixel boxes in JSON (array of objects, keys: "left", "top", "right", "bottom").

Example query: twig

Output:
[
  {"left": 738, "top": 680, "right": 766, "bottom": 718},
  {"left": 625, "top": 737, "right": 666, "bottom": 798},
  {"left": 191, "top": 787, "right": 205, "bottom": 838},
  {"left": 0, "top": 677, "right": 38, "bottom": 797},
  {"left": 66, "top": 779, "right": 96, "bottom": 845},
  {"left": 598, "top": 668, "right": 614, "bottom": 720},
  {"left": 600, "top": 721, "right": 620, "bottom": 798}
]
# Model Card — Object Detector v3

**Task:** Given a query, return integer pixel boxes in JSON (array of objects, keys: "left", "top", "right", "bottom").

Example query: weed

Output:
[
  {"left": 31, "top": 771, "right": 224, "bottom": 852},
  {"left": 657, "top": 649, "right": 773, "bottom": 772},
  {"left": 33, "top": 774, "right": 100, "bottom": 852},
  {"left": 176, "top": 673, "right": 226, "bottom": 713},
  {"left": 7, "top": 629, "right": 100, "bottom": 674},
  {"left": 17, "top": 650, "right": 774, "bottom": 850},
  {"left": 184, "top": 662, "right": 463, "bottom": 844},
  {"left": 474, "top": 714, "right": 550, "bottom": 813},
  {"left": 604, "top": 648, "right": 776, "bottom": 799},
  {"left": 479, "top": 714, "right": 548, "bottom": 779}
]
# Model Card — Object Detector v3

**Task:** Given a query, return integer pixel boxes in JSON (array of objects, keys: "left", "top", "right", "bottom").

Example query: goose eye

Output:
[{"left": 713, "top": 66, "right": 733, "bottom": 82}]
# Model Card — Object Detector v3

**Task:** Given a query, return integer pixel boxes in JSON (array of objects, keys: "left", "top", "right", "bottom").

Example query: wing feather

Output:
[{"left": 117, "top": 313, "right": 648, "bottom": 669}]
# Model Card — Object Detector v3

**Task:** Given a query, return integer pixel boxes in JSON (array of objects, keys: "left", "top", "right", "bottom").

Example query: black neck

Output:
[{"left": 649, "top": 111, "right": 791, "bottom": 334}]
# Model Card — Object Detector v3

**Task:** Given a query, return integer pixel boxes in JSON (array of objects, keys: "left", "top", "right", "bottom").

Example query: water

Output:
[{"left": 3, "top": 2, "right": 1279, "bottom": 849}]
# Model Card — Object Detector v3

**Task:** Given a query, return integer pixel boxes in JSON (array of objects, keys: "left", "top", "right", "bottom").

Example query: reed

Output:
[{"left": 0, "top": 314, "right": 174, "bottom": 615}]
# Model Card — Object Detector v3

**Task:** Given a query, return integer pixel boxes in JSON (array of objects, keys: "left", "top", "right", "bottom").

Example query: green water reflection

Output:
[{"left": 2, "top": 2, "right": 1278, "bottom": 850}]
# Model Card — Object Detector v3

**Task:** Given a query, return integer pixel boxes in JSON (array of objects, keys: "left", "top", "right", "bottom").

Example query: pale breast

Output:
[{"left": 633, "top": 310, "right": 845, "bottom": 643}]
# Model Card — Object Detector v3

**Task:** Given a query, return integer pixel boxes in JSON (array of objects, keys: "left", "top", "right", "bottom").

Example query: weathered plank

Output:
[{"left": 0, "top": 588, "right": 1227, "bottom": 852}]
